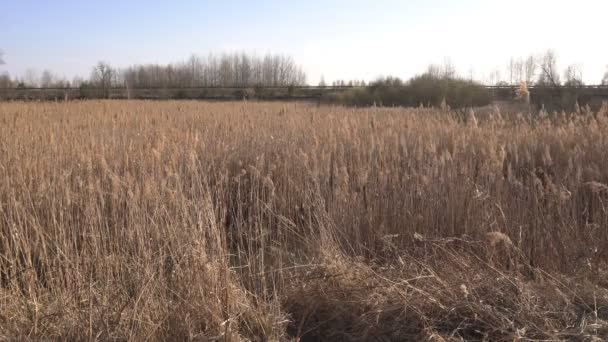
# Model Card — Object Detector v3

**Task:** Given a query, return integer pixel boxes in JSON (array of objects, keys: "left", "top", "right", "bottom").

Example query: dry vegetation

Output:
[{"left": 1, "top": 100, "right": 608, "bottom": 341}]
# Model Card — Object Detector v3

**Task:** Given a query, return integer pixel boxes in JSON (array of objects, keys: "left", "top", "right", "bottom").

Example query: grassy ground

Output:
[{"left": 1, "top": 100, "right": 608, "bottom": 341}]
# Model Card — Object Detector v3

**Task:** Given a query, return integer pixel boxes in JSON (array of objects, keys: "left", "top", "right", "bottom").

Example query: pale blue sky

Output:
[{"left": 1, "top": 0, "right": 606, "bottom": 84}]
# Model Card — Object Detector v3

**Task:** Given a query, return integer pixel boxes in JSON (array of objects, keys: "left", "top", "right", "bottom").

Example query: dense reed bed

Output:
[{"left": 1, "top": 100, "right": 608, "bottom": 340}]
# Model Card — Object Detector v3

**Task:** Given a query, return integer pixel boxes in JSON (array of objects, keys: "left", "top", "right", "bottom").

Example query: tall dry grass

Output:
[{"left": 1, "top": 100, "right": 608, "bottom": 340}]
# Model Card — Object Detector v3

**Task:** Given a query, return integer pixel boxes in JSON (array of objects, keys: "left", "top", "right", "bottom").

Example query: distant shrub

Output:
[
  {"left": 324, "top": 87, "right": 375, "bottom": 106},
  {"left": 405, "top": 74, "right": 491, "bottom": 108},
  {"left": 236, "top": 88, "right": 256, "bottom": 100},
  {"left": 78, "top": 81, "right": 103, "bottom": 99},
  {"left": 325, "top": 74, "right": 490, "bottom": 108},
  {"left": 173, "top": 89, "right": 188, "bottom": 99},
  {"left": 253, "top": 85, "right": 267, "bottom": 99}
]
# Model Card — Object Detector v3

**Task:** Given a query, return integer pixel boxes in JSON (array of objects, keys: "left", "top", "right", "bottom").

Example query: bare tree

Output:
[
  {"left": 537, "top": 50, "right": 561, "bottom": 86},
  {"left": 318, "top": 75, "right": 327, "bottom": 87},
  {"left": 219, "top": 55, "right": 233, "bottom": 87},
  {"left": 524, "top": 56, "right": 536, "bottom": 85},
  {"left": 488, "top": 68, "right": 502, "bottom": 85},
  {"left": 0, "top": 50, "right": 8, "bottom": 88},
  {"left": 23, "top": 69, "right": 40, "bottom": 87},
  {"left": 508, "top": 58, "right": 515, "bottom": 85},
  {"left": 602, "top": 66, "right": 608, "bottom": 86},
  {"left": 0, "top": 73, "right": 12, "bottom": 88},
  {"left": 514, "top": 58, "right": 524, "bottom": 84},
  {"left": 441, "top": 58, "right": 456, "bottom": 79},
  {"left": 92, "top": 61, "right": 115, "bottom": 98},
  {"left": 187, "top": 54, "right": 202, "bottom": 87},
  {"left": 238, "top": 53, "right": 251, "bottom": 87},
  {"left": 72, "top": 76, "right": 84, "bottom": 88},
  {"left": 40, "top": 70, "right": 54, "bottom": 88},
  {"left": 426, "top": 64, "right": 442, "bottom": 78},
  {"left": 507, "top": 57, "right": 527, "bottom": 85},
  {"left": 564, "top": 64, "right": 583, "bottom": 87}
]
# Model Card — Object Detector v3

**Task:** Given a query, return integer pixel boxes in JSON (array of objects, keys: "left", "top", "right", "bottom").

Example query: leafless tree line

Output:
[
  {"left": 0, "top": 68, "right": 73, "bottom": 88},
  {"left": 0, "top": 52, "right": 307, "bottom": 89},
  {"left": 503, "top": 50, "right": 587, "bottom": 87},
  {"left": 2, "top": 48, "right": 608, "bottom": 88},
  {"left": 503, "top": 55, "right": 541, "bottom": 85},
  {"left": 120, "top": 53, "right": 306, "bottom": 88}
]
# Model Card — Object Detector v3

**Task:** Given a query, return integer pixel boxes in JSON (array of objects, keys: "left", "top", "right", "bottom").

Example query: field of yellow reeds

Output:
[{"left": 1, "top": 100, "right": 608, "bottom": 340}]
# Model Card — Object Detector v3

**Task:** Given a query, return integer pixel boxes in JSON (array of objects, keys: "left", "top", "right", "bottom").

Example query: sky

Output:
[{"left": 0, "top": 0, "right": 606, "bottom": 85}]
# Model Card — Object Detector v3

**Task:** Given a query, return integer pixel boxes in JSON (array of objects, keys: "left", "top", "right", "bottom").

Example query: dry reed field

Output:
[{"left": 2, "top": 100, "right": 608, "bottom": 341}]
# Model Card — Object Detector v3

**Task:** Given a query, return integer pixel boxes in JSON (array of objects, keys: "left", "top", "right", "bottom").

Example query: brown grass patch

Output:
[{"left": 1, "top": 100, "right": 608, "bottom": 340}]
